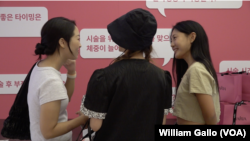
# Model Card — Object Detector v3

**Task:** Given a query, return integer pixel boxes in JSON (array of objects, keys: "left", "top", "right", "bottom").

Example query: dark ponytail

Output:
[{"left": 35, "top": 43, "right": 45, "bottom": 60}]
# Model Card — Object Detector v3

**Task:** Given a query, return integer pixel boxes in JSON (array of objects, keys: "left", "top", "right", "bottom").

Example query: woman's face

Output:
[
  {"left": 170, "top": 29, "right": 194, "bottom": 59},
  {"left": 69, "top": 26, "right": 81, "bottom": 60},
  {"left": 61, "top": 26, "right": 81, "bottom": 60}
]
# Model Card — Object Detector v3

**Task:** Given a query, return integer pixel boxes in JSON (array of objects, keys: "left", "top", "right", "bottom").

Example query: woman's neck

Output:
[
  {"left": 129, "top": 51, "right": 145, "bottom": 59},
  {"left": 183, "top": 51, "right": 196, "bottom": 67},
  {"left": 37, "top": 53, "right": 65, "bottom": 71}
]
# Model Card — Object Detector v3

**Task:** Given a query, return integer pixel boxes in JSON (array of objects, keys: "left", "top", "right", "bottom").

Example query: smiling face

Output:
[
  {"left": 59, "top": 26, "right": 82, "bottom": 60},
  {"left": 170, "top": 29, "right": 194, "bottom": 59},
  {"left": 68, "top": 26, "right": 81, "bottom": 59}
]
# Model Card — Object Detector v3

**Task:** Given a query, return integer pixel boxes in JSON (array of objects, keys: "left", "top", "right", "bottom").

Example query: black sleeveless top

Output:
[{"left": 81, "top": 59, "right": 172, "bottom": 141}]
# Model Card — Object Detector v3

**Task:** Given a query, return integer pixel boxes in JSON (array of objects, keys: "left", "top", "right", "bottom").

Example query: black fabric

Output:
[
  {"left": 107, "top": 8, "right": 157, "bottom": 51},
  {"left": 1, "top": 62, "right": 36, "bottom": 140},
  {"left": 164, "top": 71, "right": 172, "bottom": 109},
  {"left": 84, "top": 59, "right": 172, "bottom": 141}
]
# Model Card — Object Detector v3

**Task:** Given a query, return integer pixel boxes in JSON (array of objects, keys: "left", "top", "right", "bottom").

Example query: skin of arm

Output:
[{"left": 195, "top": 94, "right": 217, "bottom": 125}]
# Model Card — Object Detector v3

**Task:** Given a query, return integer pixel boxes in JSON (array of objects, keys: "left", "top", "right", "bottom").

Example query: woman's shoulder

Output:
[
  {"left": 102, "top": 59, "right": 169, "bottom": 75},
  {"left": 149, "top": 62, "right": 171, "bottom": 74},
  {"left": 189, "top": 62, "right": 209, "bottom": 73},
  {"left": 188, "top": 62, "right": 214, "bottom": 80},
  {"left": 90, "top": 68, "right": 106, "bottom": 78}
]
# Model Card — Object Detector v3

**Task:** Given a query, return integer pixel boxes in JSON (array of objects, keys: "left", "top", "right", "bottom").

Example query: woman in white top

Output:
[{"left": 27, "top": 17, "right": 89, "bottom": 140}]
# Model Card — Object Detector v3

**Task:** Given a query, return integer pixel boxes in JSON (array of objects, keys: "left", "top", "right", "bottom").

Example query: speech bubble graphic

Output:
[
  {"left": 0, "top": 7, "right": 48, "bottom": 37},
  {"left": 0, "top": 74, "right": 66, "bottom": 94},
  {"left": 80, "top": 28, "right": 173, "bottom": 66},
  {"left": 219, "top": 60, "right": 250, "bottom": 73},
  {"left": 146, "top": 0, "right": 242, "bottom": 17},
  {"left": 151, "top": 28, "right": 173, "bottom": 66}
]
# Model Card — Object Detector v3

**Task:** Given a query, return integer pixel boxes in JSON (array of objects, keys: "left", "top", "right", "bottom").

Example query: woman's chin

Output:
[{"left": 174, "top": 54, "right": 182, "bottom": 59}]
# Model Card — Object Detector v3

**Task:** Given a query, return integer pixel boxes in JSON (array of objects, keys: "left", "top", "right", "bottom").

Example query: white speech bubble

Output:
[
  {"left": 0, "top": 74, "right": 66, "bottom": 94},
  {"left": 146, "top": 0, "right": 242, "bottom": 17},
  {"left": 80, "top": 28, "right": 174, "bottom": 66},
  {"left": 151, "top": 28, "right": 173, "bottom": 66},
  {"left": 0, "top": 7, "right": 48, "bottom": 37},
  {"left": 219, "top": 60, "right": 250, "bottom": 73}
]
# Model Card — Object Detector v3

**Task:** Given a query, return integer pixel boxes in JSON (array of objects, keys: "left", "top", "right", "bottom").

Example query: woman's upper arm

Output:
[
  {"left": 90, "top": 118, "right": 103, "bottom": 132},
  {"left": 189, "top": 66, "right": 217, "bottom": 122},
  {"left": 162, "top": 115, "right": 166, "bottom": 125},
  {"left": 38, "top": 79, "right": 68, "bottom": 138},
  {"left": 81, "top": 69, "right": 109, "bottom": 132},
  {"left": 40, "top": 100, "right": 61, "bottom": 138},
  {"left": 195, "top": 94, "right": 216, "bottom": 121}
]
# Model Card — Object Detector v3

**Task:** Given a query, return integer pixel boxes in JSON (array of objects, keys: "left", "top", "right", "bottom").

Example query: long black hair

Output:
[
  {"left": 171, "top": 20, "right": 219, "bottom": 94},
  {"left": 35, "top": 17, "right": 76, "bottom": 60}
]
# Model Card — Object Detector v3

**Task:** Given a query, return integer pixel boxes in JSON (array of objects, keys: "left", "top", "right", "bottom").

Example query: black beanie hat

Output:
[{"left": 107, "top": 8, "right": 157, "bottom": 51}]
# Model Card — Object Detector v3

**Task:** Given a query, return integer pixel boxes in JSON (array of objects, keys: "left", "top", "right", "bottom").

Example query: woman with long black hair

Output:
[{"left": 171, "top": 20, "right": 220, "bottom": 125}]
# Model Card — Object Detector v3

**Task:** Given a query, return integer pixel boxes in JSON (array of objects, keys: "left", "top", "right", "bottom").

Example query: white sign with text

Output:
[
  {"left": 80, "top": 28, "right": 174, "bottom": 66},
  {"left": 0, "top": 74, "right": 67, "bottom": 94},
  {"left": 146, "top": 0, "right": 242, "bottom": 17},
  {"left": 0, "top": 7, "right": 48, "bottom": 37},
  {"left": 219, "top": 61, "right": 250, "bottom": 73}
]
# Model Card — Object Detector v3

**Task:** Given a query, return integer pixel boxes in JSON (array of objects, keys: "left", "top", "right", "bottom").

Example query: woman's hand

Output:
[
  {"left": 76, "top": 111, "right": 83, "bottom": 116},
  {"left": 76, "top": 111, "right": 88, "bottom": 129},
  {"left": 63, "top": 59, "right": 76, "bottom": 75}
]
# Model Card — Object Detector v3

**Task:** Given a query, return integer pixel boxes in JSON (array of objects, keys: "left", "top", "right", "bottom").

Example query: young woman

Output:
[
  {"left": 80, "top": 8, "right": 172, "bottom": 141},
  {"left": 27, "top": 17, "right": 89, "bottom": 140},
  {"left": 171, "top": 20, "right": 220, "bottom": 125}
]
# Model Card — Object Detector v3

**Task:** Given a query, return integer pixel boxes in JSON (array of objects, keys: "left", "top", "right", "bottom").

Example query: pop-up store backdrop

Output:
[{"left": 0, "top": 1, "right": 250, "bottom": 120}]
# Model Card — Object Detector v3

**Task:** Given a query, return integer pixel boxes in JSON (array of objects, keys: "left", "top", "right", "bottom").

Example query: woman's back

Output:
[{"left": 82, "top": 59, "right": 172, "bottom": 141}]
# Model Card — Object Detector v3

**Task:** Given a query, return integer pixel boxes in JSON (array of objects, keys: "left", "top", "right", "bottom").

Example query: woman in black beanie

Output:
[{"left": 80, "top": 8, "right": 172, "bottom": 141}]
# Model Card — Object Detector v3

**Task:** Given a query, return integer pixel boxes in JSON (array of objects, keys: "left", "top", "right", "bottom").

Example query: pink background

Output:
[{"left": 0, "top": 1, "right": 250, "bottom": 119}]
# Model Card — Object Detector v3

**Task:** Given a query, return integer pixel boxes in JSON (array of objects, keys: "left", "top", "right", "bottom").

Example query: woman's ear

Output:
[
  {"left": 189, "top": 32, "right": 196, "bottom": 43},
  {"left": 58, "top": 38, "right": 66, "bottom": 48}
]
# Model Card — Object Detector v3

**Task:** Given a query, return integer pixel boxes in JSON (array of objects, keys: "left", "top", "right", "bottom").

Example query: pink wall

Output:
[{"left": 0, "top": 1, "right": 250, "bottom": 119}]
